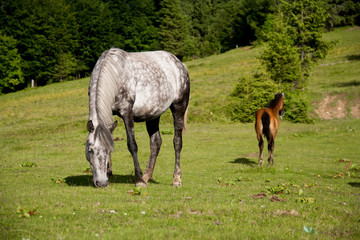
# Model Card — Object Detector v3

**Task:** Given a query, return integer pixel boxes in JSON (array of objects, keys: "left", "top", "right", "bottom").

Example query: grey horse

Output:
[{"left": 85, "top": 48, "right": 190, "bottom": 188}]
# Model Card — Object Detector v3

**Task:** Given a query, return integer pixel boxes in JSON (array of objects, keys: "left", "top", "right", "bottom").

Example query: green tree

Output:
[
  {"left": 70, "top": 0, "right": 115, "bottom": 76},
  {"left": 242, "top": 0, "right": 277, "bottom": 43},
  {"left": 259, "top": 0, "right": 332, "bottom": 122},
  {"left": 190, "top": 0, "right": 216, "bottom": 57},
  {"left": 0, "top": 32, "right": 24, "bottom": 93},
  {"left": 210, "top": 0, "right": 241, "bottom": 52},
  {"left": 281, "top": 0, "right": 333, "bottom": 87},
  {"left": 260, "top": 11, "right": 302, "bottom": 90},
  {"left": 53, "top": 52, "right": 77, "bottom": 82},
  {"left": 1, "top": 0, "right": 78, "bottom": 86},
  {"left": 158, "top": 0, "right": 188, "bottom": 60},
  {"left": 325, "top": 0, "right": 360, "bottom": 29},
  {"left": 120, "top": 0, "right": 160, "bottom": 51},
  {"left": 261, "top": 0, "right": 333, "bottom": 89}
]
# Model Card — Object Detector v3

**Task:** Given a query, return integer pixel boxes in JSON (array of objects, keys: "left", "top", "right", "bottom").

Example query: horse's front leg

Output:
[
  {"left": 142, "top": 117, "right": 162, "bottom": 184},
  {"left": 107, "top": 156, "right": 113, "bottom": 177},
  {"left": 123, "top": 115, "right": 144, "bottom": 186}
]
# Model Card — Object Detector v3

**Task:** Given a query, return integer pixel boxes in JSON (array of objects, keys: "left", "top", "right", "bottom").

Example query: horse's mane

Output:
[
  {"left": 88, "top": 48, "right": 127, "bottom": 151},
  {"left": 94, "top": 123, "right": 114, "bottom": 151},
  {"left": 95, "top": 48, "right": 126, "bottom": 127},
  {"left": 265, "top": 93, "right": 284, "bottom": 108}
]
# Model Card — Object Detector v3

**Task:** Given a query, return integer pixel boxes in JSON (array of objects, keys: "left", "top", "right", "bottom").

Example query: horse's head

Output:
[{"left": 85, "top": 120, "right": 117, "bottom": 188}]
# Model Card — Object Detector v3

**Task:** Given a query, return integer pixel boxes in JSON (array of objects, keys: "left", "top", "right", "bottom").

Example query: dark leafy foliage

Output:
[
  {"left": 0, "top": 0, "right": 357, "bottom": 95},
  {"left": 284, "top": 93, "right": 314, "bottom": 123},
  {"left": 0, "top": 32, "right": 24, "bottom": 93}
]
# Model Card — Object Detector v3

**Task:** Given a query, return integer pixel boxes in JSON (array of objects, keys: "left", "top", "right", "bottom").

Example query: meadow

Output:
[{"left": 0, "top": 27, "right": 359, "bottom": 239}]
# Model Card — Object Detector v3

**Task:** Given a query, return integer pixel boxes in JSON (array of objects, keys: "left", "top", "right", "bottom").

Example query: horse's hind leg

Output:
[
  {"left": 257, "top": 135, "right": 264, "bottom": 166},
  {"left": 170, "top": 103, "right": 187, "bottom": 187},
  {"left": 268, "top": 137, "right": 275, "bottom": 165},
  {"left": 255, "top": 117, "right": 264, "bottom": 166},
  {"left": 142, "top": 117, "right": 162, "bottom": 185}
]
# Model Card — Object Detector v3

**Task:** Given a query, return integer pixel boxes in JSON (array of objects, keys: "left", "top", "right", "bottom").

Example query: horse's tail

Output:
[
  {"left": 182, "top": 107, "right": 188, "bottom": 134},
  {"left": 261, "top": 111, "right": 270, "bottom": 141}
]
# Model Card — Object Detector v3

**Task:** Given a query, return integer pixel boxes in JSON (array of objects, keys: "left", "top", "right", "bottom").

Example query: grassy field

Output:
[{"left": 0, "top": 27, "right": 360, "bottom": 239}]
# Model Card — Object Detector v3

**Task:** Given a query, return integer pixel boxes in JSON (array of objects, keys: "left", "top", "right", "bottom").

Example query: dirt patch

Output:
[
  {"left": 315, "top": 93, "right": 348, "bottom": 119},
  {"left": 346, "top": 26, "right": 360, "bottom": 31},
  {"left": 272, "top": 209, "right": 300, "bottom": 217},
  {"left": 245, "top": 152, "right": 258, "bottom": 158},
  {"left": 315, "top": 93, "right": 360, "bottom": 119},
  {"left": 350, "top": 101, "right": 360, "bottom": 118},
  {"left": 270, "top": 195, "right": 287, "bottom": 202},
  {"left": 252, "top": 193, "right": 267, "bottom": 199}
]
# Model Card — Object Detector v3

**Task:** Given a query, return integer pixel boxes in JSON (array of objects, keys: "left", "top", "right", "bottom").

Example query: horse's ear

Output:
[
  {"left": 282, "top": 92, "right": 284, "bottom": 96},
  {"left": 87, "top": 120, "right": 94, "bottom": 133},
  {"left": 109, "top": 120, "right": 118, "bottom": 133}
]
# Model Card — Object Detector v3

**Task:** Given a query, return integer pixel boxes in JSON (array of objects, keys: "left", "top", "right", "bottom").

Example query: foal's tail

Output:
[
  {"left": 182, "top": 107, "right": 188, "bottom": 134},
  {"left": 261, "top": 111, "right": 270, "bottom": 141}
]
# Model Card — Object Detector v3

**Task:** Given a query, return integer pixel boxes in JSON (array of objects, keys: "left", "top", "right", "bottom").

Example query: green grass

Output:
[
  {"left": 308, "top": 26, "right": 360, "bottom": 114},
  {"left": 186, "top": 46, "right": 264, "bottom": 122},
  {"left": 1, "top": 27, "right": 360, "bottom": 239}
]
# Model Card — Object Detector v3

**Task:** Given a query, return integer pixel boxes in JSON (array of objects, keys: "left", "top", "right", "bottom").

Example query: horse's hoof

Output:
[
  {"left": 172, "top": 178, "right": 182, "bottom": 187},
  {"left": 135, "top": 181, "right": 148, "bottom": 188},
  {"left": 141, "top": 173, "right": 152, "bottom": 183}
]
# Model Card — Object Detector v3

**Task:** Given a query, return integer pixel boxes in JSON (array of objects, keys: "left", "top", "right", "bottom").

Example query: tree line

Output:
[{"left": 0, "top": 0, "right": 359, "bottom": 94}]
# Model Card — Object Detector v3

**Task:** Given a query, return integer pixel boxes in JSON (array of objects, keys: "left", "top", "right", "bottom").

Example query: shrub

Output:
[
  {"left": 228, "top": 73, "right": 313, "bottom": 123},
  {"left": 283, "top": 93, "right": 313, "bottom": 123},
  {"left": 227, "top": 74, "right": 277, "bottom": 122}
]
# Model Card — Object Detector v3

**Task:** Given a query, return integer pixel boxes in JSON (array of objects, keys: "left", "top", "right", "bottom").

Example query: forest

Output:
[{"left": 0, "top": 0, "right": 359, "bottom": 93}]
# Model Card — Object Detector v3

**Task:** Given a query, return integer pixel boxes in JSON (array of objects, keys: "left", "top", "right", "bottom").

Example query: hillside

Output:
[
  {"left": 309, "top": 26, "right": 360, "bottom": 119},
  {"left": 0, "top": 26, "right": 359, "bottom": 129},
  {"left": 186, "top": 26, "right": 360, "bottom": 122}
]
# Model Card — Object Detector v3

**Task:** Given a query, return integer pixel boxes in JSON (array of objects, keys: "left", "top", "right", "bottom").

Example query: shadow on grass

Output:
[
  {"left": 347, "top": 54, "right": 360, "bottom": 61},
  {"left": 230, "top": 158, "right": 257, "bottom": 167},
  {"left": 348, "top": 182, "right": 360, "bottom": 188},
  {"left": 64, "top": 174, "right": 159, "bottom": 187},
  {"left": 333, "top": 80, "right": 360, "bottom": 88}
]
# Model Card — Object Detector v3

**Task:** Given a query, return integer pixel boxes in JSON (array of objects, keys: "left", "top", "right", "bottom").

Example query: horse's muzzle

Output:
[{"left": 94, "top": 180, "right": 109, "bottom": 188}]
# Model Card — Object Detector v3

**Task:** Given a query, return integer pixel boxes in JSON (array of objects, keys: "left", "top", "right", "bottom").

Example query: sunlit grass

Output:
[{"left": 1, "top": 120, "right": 359, "bottom": 239}]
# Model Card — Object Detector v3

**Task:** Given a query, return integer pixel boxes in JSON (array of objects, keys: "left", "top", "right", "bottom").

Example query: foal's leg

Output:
[
  {"left": 170, "top": 104, "right": 186, "bottom": 187},
  {"left": 123, "top": 115, "right": 144, "bottom": 186},
  {"left": 142, "top": 117, "right": 162, "bottom": 185},
  {"left": 268, "top": 137, "right": 275, "bottom": 165},
  {"left": 257, "top": 135, "right": 264, "bottom": 166},
  {"left": 255, "top": 118, "right": 264, "bottom": 166}
]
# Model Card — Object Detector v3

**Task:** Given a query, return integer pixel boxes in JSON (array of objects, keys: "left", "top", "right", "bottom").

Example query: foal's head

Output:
[
  {"left": 267, "top": 92, "right": 285, "bottom": 119},
  {"left": 85, "top": 120, "right": 117, "bottom": 187},
  {"left": 276, "top": 92, "right": 285, "bottom": 119}
]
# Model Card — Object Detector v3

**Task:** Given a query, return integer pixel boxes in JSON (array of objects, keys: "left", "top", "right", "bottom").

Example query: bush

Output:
[
  {"left": 227, "top": 74, "right": 277, "bottom": 122},
  {"left": 283, "top": 93, "right": 313, "bottom": 123},
  {"left": 228, "top": 74, "right": 313, "bottom": 123}
]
